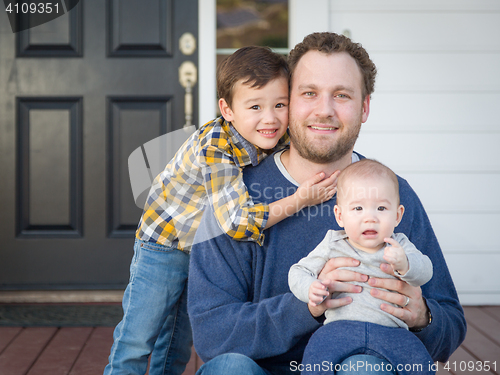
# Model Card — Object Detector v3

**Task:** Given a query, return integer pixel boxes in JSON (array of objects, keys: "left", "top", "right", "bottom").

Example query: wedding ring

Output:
[{"left": 403, "top": 296, "right": 410, "bottom": 308}]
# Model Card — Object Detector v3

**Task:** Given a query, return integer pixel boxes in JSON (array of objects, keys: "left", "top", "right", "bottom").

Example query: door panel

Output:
[{"left": 0, "top": 0, "right": 198, "bottom": 289}]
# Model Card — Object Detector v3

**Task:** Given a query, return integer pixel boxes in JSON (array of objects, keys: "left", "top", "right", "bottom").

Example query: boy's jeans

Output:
[{"left": 104, "top": 239, "right": 192, "bottom": 375}]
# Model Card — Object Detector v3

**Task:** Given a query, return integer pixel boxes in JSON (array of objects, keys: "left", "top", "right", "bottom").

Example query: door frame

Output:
[{"left": 198, "top": 0, "right": 217, "bottom": 125}]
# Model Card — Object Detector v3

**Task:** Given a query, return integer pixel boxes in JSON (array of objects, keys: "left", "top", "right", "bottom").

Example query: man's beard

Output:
[{"left": 288, "top": 117, "right": 362, "bottom": 164}]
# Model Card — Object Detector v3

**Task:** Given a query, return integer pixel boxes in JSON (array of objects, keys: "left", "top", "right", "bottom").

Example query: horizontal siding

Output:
[
  {"left": 372, "top": 53, "right": 500, "bottom": 91},
  {"left": 401, "top": 173, "right": 500, "bottom": 213},
  {"left": 355, "top": 134, "right": 500, "bottom": 172},
  {"left": 367, "top": 92, "right": 499, "bottom": 133},
  {"left": 326, "top": 0, "right": 499, "bottom": 305},
  {"left": 329, "top": 0, "right": 500, "bottom": 12},
  {"left": 445, "top": 254, "right": 500, "bottom": 305},
  {"left": 428, "top": 213, "right": 500, "bottom": 254},
  {"left": 290, "top": 0, "right": 500, "bottom": 304},
  {"left": 330, "top": 13, "right": 500, "bottom": 52}
]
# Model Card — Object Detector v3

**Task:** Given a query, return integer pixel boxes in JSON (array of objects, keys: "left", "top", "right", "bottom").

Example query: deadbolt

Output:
[{"left": 179, "top": 32, "right": 196, "bottom": 55}]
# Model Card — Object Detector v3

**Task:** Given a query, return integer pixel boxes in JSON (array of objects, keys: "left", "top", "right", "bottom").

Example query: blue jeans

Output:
[
  {"left": 195, "top": 353, "right": 397, "bottom": 375},
  {"left": 103, "top": 239, "right": 192, "bottom": 375},
  {"left": 302, "top": 321, "right": 434, "bottom": 375}
]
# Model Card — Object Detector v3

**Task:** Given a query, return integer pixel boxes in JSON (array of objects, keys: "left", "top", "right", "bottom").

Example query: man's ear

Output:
[
  {"left": 219, "top": 98, "right": 234, "bottom": 122},
  {"left": 361, "top": 95, "right": 370, "bottom": 124},
  {"left": 395, "top": 204, "right": 405, "bottom": 227},
  {"left": 334, "top": 205, "right": 344, "bottom": 227}
]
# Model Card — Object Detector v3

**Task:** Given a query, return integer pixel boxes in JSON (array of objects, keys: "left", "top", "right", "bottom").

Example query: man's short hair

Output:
[
  {"left": 217, "top": 46, "right": 290, "bottom": 108},
  {"left": 337, "top": 159, "right": 400, "bottom": 205},
  {"left": 288, "top": 32, "right": 377, "bottom": 99}
]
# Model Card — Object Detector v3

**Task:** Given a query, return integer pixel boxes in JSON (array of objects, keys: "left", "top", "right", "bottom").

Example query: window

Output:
[{"left": 216, "top": 0, "right": 289, "bottom": 66}]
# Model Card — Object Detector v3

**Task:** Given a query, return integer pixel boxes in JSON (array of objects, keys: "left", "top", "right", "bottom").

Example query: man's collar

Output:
[{"left": 274, "top": 149, "right": 362, "bottom": 186}]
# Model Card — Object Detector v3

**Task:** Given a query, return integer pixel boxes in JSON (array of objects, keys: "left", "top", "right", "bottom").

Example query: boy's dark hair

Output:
[
  {"left": 288, "top": 32, "right": 377, "bottom": 99},
  {"left": 217, "top": 46, "right": 290, "bottom": 108}
]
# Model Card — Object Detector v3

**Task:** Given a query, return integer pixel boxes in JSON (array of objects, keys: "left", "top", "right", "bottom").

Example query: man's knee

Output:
[{"left": 197, "top": 353, "right": 266, "bottom": 375}]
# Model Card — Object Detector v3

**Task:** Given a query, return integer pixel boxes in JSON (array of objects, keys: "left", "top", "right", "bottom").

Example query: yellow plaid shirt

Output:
[{"left": 136, "top": 117, "right": 289, "bottom": 252}]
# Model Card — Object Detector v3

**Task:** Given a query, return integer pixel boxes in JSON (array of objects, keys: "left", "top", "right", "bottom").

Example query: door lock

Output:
[{"left": 179, "top": 61, "right": 197, "bottom": 130}]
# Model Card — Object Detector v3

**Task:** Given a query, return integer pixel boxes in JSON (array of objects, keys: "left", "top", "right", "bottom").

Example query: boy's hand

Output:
[
  {"left": 295, "top": 171, "right": 340, "bottom": 209},
  {"left": 383, "top": 237, "right": 409, "bottom": 276},
  {"left": 308, "top": 280, "right": 330, "bottom": 307}
]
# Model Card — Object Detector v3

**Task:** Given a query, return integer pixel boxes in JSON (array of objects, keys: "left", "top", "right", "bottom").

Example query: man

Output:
[{"left": 188, "top": 32, "right": 466, "bottom": 375}]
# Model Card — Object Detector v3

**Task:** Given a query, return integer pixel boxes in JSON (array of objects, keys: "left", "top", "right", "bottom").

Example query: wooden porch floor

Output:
[{"left": 0, "top": 306, "right": 498, "bottom": 375}]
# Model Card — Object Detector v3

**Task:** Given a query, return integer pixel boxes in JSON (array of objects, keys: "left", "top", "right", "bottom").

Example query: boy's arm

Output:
[
  {"left": 265, "top": 171, "right": 338, "bottom": 229},
  {"left": 200, "top": 143, "right": 337, "bottom": 244},
  {"left": 200, "top": 143, "right": 269, "bottom": 244}
]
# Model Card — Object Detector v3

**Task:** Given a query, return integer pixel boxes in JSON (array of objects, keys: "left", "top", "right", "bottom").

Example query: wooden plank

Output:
[
  {"left": 464, "top": 307, "right": 500, "bottom": 346},
  {"left": 0, "top": 327, "right": 22, "bottom": 353},
  {"left": 0, "top": 327, "right": 57, "bottom": 375},
  {"left": 27, "top": 327, "right": 93, "bottom": 375},
  {"left": 182, "top": 347, "right": 199, "bottom": 375},
  {"left": 196, "top": 352, "right": 204, "bottom": 371},
  {"left": 460, "top": 324, "right": 500, "bottom": 375},
  {"left": 439, "top": 346, "right": 496, "bottom": 374},
  {"left": 69, "top": 327, "right": 114, "bottom": 375},
  {"left": 484, "top": 306, "right": 500, "bottom": 322},
  {"left": 435, "top": 361, "right": 454, "bottom": 374}
]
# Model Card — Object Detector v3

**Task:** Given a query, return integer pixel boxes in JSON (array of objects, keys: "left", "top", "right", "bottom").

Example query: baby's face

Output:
[{"left": 334, "top": 175, "right": 404, "bottom": 253}]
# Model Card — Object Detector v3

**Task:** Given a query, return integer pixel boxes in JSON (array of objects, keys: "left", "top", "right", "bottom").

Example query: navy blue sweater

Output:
[{"left": 188, "top": 152, "right": 466, "bottom": 368}]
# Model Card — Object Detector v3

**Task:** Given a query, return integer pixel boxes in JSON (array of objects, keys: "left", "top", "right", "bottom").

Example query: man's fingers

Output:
[
  {"left": 379, "top": 262, "right": 396, "bottom": 276},
  {"left": 321, "top": 278, "right": 363, "bottom": 294},
  {"left": 320, "top": 257, "right": 360, "bottom": 276},
  {"left": 370, "top": 286, "right": 408, "bottom": 307},
  {"left": 323, "top": 296, "right": 353, "bottom": 310},
  {"left": 320, "top": 268, "right": 368, "bottom": 286}
]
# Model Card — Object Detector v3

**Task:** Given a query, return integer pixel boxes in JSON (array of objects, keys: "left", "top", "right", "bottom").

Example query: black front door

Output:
[{"left": 0, "top": 0, "right": 199, "bottom": 290}]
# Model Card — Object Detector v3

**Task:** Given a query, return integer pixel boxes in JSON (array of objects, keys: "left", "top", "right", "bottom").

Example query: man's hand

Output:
[
  {"left": 308, "top": 257, "right": 367, "bottom": 318},
  {"left": 369, "top": 263, "right": 429, "bottom": 329}
]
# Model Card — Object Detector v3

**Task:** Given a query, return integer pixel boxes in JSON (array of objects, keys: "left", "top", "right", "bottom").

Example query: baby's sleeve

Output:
[{"left": 395, "top": 233, "right": 434, "bottom": 287}]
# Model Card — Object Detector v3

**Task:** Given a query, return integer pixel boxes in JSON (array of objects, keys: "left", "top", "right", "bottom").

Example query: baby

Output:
[{"left": 289, "top": 158, "right": 435, "bottom": 374}]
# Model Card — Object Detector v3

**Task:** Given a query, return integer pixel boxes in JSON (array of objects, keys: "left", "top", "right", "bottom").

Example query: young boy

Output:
[
  {"left": 104, "top": 46, "right": 338, "bottom": 375},
  {"left": 289, "top": 159, "right": 434, "bottom": 375}
]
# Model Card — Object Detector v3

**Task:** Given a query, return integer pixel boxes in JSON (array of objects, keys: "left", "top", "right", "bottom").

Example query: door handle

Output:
[{"left": 179, "top": 61, "right": 197, "bottom": 130}]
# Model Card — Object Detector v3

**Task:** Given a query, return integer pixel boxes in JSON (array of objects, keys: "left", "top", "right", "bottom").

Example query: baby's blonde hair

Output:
[{"left": 336, "top": 159, "right": 400, "bottom": 205}]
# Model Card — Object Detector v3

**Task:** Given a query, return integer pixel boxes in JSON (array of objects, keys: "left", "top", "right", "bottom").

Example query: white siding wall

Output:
[{"left": 290, "top": 0, "right": 500, "bottom": 305}]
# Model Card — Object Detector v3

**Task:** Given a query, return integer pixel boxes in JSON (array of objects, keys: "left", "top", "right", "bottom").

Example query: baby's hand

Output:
[
  {"left": 383, "top": 237, "right": 409, "bottom": 276},
  {"left": 295, "top": 171, "right": 339, "bottom": 209},
  {"left": 308, "top": 280, "right": 330, "bottom": 307}
]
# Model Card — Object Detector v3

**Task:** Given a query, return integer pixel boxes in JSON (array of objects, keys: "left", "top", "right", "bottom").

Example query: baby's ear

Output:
[
  {"left": 334, "top": 205, "right": 343, "bottom": 227},
  {"left": 395, "top": 204, "right": 405, "bottom": 226}
]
